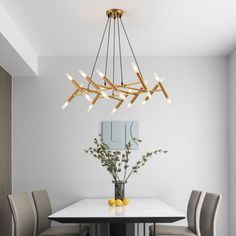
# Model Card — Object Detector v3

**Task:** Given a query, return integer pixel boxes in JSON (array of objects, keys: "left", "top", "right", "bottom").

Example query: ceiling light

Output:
[{"left": 62, "top": 9, "right": 171, "bottom": 112}]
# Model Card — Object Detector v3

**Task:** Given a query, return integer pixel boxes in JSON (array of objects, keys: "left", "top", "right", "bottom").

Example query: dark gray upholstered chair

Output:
[
  {"left": 199, "top": 193, "right": 221, "bottom": 236},
  {"left": 8, "top": 193, "right": 35, "bottom": 236},
  {"left": 149, "top": 192, "right": 221, "bottom": 236},
  {"left": 32, "top": 190, "right": 89, "bottom": 236},
  {"left": 149, "top": 190, "right": 202, "bottom": 236}
]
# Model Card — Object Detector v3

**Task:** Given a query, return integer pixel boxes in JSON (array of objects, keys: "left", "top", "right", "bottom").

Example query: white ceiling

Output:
[{"left": 1, "top": 0, "right": 236, "bottom": 56}]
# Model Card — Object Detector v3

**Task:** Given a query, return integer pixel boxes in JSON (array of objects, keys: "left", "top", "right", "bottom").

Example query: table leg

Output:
[
  {"left": 95, "top": 223, "right": 98, "bottom": 236},
  {"left": 143, "top": 223, "right": 146, "bottom": 236},
  {"left": 110, "top": 223, "right": 126, "bottom": 236}
]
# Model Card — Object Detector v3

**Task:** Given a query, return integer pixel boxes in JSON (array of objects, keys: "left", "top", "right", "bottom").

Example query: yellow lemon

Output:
[
  {"left": 115, "top": 199, "right": 123, "bottom": 207},
  {"left": 108, "top": 198, "right": 115, "bottom": 206},
  {"left": 123, "top": 198, "right": 129, "bottom": 206}
]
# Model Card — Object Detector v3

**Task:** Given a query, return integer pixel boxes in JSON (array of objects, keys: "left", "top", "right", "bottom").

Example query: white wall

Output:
[
  {"left": 229, "top": 50, "right": 236, "bottom": 236},
  {"left": 13, "top": 56, "right": 229, "bottom": 236}
]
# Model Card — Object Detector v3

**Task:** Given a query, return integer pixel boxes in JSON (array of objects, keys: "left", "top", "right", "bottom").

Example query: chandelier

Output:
[{"left": 62, "top": 9, "right": 171, "bottom": 113}]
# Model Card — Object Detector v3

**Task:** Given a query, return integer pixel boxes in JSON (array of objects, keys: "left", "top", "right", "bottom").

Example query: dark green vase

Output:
[{"left": 113, "top": 180, "right": 127, "bottom": 200}]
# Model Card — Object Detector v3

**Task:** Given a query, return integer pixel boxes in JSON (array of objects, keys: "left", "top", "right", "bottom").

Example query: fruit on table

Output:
[
  {"left": 115, "top": 199, "right": 123, "bottom": 207},
  {"left": 122, "top": 198, "right": 129, "bottom": 206},
  {"left": 108, "top": 198, "right": 115, "bottom": 206}
]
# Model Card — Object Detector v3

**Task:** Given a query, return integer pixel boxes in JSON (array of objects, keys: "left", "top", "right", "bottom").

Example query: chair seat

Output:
[
  {"left": 40, "top": 224, "right": 89, "bottom": 236},
  {"left": 149, "top": 225, "right": 196, "bottom": 236}
]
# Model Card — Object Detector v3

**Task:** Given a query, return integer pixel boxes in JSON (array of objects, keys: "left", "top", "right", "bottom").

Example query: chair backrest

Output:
[
  {"left": 8, "top": 193, "right": 35, "bottom": 236},
  {"left": 32, "top": 190, "right": 52, "bottom": 235},
  {"left": 200, "top": 192, "right": 221, "bottom": 236},
  {"left": 187, "top": 190, "right": 202, "bottom": 234}
]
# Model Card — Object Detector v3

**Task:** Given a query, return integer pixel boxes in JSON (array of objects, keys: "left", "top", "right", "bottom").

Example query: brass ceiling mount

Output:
[{"left": 106, "top": 9, "right": 123, "bottom": 18}]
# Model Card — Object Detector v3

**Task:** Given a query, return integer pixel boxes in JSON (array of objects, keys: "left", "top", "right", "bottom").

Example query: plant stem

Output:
[
  {"left": 125, "top": 154, "right": 152, "bottom": 182},
  {"left": 125, "top": 169, "right": 134, "bottom": 182},
  {"left": 124, "top": 170, "right": 127, "bottom": 182}
]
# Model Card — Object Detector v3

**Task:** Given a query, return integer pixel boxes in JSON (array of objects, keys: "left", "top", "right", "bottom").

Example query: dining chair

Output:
[
  {"left": 149, "top": 190, "right": 203, "bottom": 236},
  {"left": 199, "top": 192, "right": 221, "bottom": 236},
  {"left": 8, "top": 193, "right": 35, "bottom": 236},
  {"left": 149, "top": 192, "right": 221, "bottom": 236},
  {"left": 32, "top": 190, "right": 89, "bottom": 236}
]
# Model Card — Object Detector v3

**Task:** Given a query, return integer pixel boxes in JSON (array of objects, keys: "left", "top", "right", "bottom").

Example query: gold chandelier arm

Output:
[
  {"left": 69, "top": 78, "right": 84, "bottom": 93},
  {"left": 87, "top": 93, "right": 102, "bottom": 112},
  {"left": 80, "top": 70, "right": 110, "bottom": 99},
  {"left": 84, "top": 84, "right": 139, "bottom": 96},
  {"left": 116, "top": 98, "right": 126, "bottom": 108},
  {"left": 62, "top": 88, "right": 81, "bottom": 109},
  {"left": 82, "top": 88, "right": 100, "bottom": 94},
  {"left": 98, "top": 72, "right": 118, "bottom": 91},
  {"left": 158, "top": 81, "right": 170, "bottom": 100},
  {"left": 91, "top": 94, "right": 100, "bottom": 105},
  {"left": 83, "top": 74, "right": 100, "bottom": 91},
  {"left": 151, "top": 84, "right": 160, "bottom": 93},
  {"left": 116, "top": 81, "right": 141, "bottom": 87},
  {"left": 152, "top": 88, "right": 162, "bottom": 92},
  {"left": 126, "top": 88, "right": 143, "bottom": 109},
  {"left": 95, "top": 84, "right": 113, "bottom": 90},
  {"left": 132, "top": 63, "right": 148, "bottom": 91},
  {"left": 117, "top": 89, "right": 137, "bottom": 95},
  {"left": 112, "top": 94, "right": 128, "bottom": 113},
  {"left": 97, "top": 70, "right": 127, "bottom": 100},
  {"left": 67, "top": 89, "right": 81, "bottom": 102},
  {"left": 98, "top": 82, "right": 142, "bottom": 92},
  {"left": 108, "top": 95, "right": 123, "bottom": 101},
  {"left": 142, "top": 84, "right": 159, "bottom": 103},
  {"left": 124, "top": 82, "right": 141, "bottom": 86},
  {"left": 135, "top": 73, "right": 148, "bottom": 91},
  {"left": 118, "top": 86, "right": 140, "bottom": 91},
  {"left": 130, "top": 88, "right": 143, "bottom": 103}
]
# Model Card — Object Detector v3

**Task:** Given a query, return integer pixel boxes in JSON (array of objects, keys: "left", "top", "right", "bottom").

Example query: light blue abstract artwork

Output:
[{"left": 102, "top": 121, "right": 139, "bottom": 150}]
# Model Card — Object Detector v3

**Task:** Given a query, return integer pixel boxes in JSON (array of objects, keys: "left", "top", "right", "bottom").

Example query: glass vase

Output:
[{"left": 112, "top": 180, "right": 127, "bottom": 200}]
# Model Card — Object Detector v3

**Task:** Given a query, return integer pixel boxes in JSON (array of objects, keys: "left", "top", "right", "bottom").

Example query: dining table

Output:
[{"left": 49, "top": 198, "right": 185, "bottom": 236}]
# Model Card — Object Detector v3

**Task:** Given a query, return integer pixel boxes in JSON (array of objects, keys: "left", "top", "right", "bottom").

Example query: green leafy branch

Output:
[{"left": 84, "top": 134, "right": 167, "bottom": 182}]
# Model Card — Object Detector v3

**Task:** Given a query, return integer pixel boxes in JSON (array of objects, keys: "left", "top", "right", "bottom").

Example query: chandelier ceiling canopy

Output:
[{"left": 62, "top": 9, "right": 171, "bottom": 113}]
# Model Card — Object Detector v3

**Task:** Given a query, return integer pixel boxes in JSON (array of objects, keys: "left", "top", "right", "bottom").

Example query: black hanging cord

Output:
[
  {"left": 104, "top": 17, "right": 112, "bottom": 85},
  {"left": 120, "top": 18, "right": 144, "bottom": 79},
  {"left": 88, "top": 17, "right": 109, "bottom": 89},
  {"left": 117, "top": 17, "right": 124, "bottom": 85},
  {"left": 112, "top": 17, "right": 116, "bottom": 95}
]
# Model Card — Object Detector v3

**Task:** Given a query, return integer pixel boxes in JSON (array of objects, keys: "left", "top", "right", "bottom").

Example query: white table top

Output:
[{"left": 49, "top": 198, "right": 185, "bottom": 223}]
